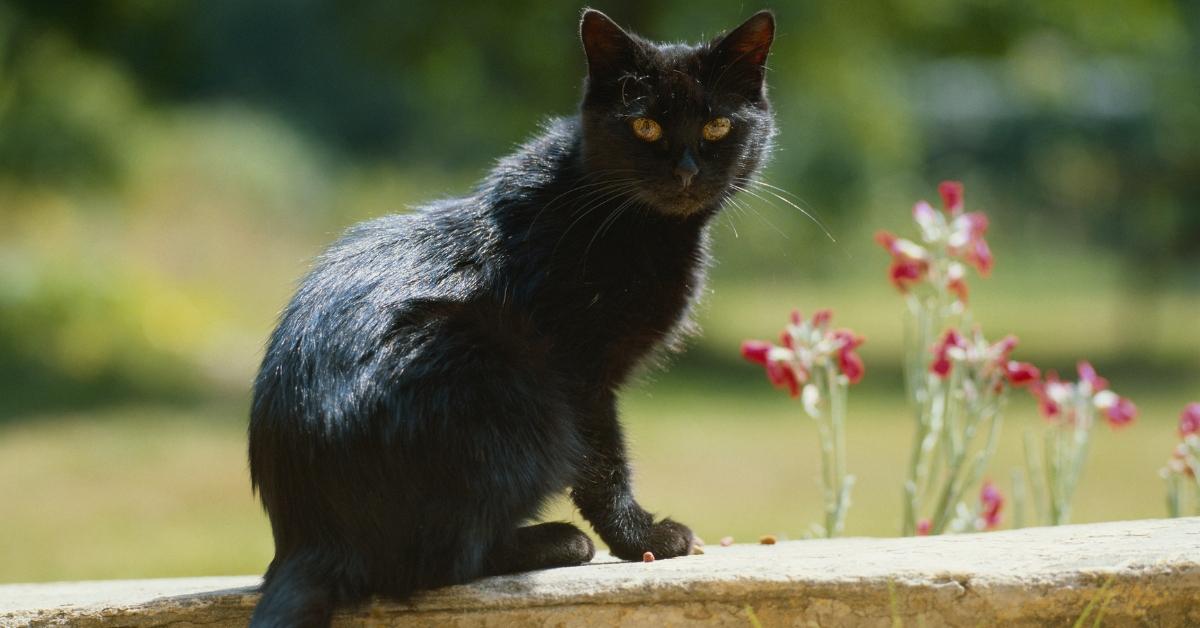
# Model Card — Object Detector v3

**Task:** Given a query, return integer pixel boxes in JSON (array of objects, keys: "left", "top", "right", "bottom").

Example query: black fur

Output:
[{"left": 248, "top": 9, "right": 775, "bottom": 627}]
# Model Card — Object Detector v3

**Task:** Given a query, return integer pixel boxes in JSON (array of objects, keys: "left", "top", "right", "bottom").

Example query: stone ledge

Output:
[{"left": 4, "top": 518, "right": 1199, "bottom": 627}]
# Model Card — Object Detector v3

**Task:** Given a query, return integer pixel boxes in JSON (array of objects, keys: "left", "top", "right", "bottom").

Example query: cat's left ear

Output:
[
  {"left": 709, "top": 10, "right": 775, "bottom": 96},
  {"left": 580, "top": 9, "right": 639, "bottom": 79}
]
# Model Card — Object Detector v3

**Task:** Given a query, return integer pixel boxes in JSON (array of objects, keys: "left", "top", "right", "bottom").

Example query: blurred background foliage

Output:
[{"left": 0, "top": 0, "right": 1196, "bottom": 582}]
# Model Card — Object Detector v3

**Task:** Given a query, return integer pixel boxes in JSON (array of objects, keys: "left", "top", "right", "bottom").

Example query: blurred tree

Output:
[{"left": 0, "top": 0, "right": 1195, "bottom": 416}]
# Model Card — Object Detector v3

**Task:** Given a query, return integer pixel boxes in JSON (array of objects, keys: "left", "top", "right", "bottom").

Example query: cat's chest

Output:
[
  {"left": 580, "top": 265, "right": 695, "bottom": 322},
  {"left": 540, "top": 242, "right": 706, "bottom": 375}
]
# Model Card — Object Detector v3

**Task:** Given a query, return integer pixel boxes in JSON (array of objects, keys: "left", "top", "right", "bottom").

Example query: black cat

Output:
[{"left": 248, "top": 9, "right": 775, "bottom": 627}]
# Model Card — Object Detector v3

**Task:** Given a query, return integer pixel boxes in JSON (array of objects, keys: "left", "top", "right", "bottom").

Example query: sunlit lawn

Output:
[
  {"left": 1, "top": 249, "right": 1196, "bottom": 584},
  {"left": 0, "top": 379, "right": 1190, "bottom": 584}
]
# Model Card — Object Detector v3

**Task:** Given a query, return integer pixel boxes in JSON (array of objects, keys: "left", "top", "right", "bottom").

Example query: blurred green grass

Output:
[
  {"left": 1, "top": 147, "right": 1195, "bottom": 583},
  {"left": 2, "top": 265, "right": 1195, "bottom": 583},
  {"left": 1, "top": 380, "right": 1188, "bottom": 584},
  {"left": 1, "top": 0, "right": 1197, "bottom": 586}
]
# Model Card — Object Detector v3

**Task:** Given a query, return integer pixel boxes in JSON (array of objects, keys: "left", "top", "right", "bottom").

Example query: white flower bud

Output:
[
  {"left": 1092, "top": 389, "right": 1118, "bottom": 410},
  {"left": 802, "top": 384, "right": 821, "bottom": 417}
]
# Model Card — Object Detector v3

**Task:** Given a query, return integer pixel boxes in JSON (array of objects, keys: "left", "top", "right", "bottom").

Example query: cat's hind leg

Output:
[{"left": 483, "top": 522, "right": 595, "bottom": 576}]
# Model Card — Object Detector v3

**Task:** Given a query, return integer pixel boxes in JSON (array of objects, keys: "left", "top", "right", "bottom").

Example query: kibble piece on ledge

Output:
[
  {"left": 642, "top": 552, "right": 655, "bottom": 562},
  {"left": 759, "top": 535, "right": 777, "bottom": 545}
]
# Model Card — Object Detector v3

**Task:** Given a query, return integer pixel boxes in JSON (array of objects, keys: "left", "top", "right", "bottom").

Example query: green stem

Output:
[
  {"left": 1046, "top": 425, "right": 1063, "bottom": 525},
  {"left": 825, "top": 361, "right": 851, "bottom": 537},
  {"left": 1012, "top": 467, "right": 1026, "bottom": 529},
  {"left": 901, "top": 301, "right": 932, "bottom": 536},
  {"left": 810, "top": 367, "right": 838, "bottom": 537},
  {"left": 1166, "top": 474, "right": 1181, "bottom": 518},
  {"left": 1023, "top": 428, "right": 1047, "bottom": 526}
]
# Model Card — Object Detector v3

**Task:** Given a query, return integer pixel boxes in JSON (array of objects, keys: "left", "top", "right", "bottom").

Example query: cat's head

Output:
[{"left": 578, "top": 9, "right": 776, "bottom": 217}]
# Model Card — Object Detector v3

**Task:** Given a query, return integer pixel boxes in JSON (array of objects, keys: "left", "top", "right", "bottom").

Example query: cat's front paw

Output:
[
  {"left": 610, "top": 518, "right": 696, "bottom": 561},
  {"left": 646, "top": 518, "right": 696, "bottom": 559}
]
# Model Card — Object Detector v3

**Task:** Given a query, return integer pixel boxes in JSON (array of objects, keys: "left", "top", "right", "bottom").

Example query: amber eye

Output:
[
  {"left": 703, "top": 117, "right": 732, "bottom": 141},
  {"left": 630, "top": 117, "right": 662, "bottom": 142}
]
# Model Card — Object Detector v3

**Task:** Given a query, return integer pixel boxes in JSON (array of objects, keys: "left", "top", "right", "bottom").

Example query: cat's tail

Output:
[{"left": 249, "top": 554, "right": 341, "bottom": 628}]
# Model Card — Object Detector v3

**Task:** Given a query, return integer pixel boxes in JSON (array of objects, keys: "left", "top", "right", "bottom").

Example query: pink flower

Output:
[
  {"left": 766, "top": 360, "right": 801, "bottom": 397},
  {"left": 1030, "top": 371, "right": 1063, "bottom": 420},
  {"left": 930, "top": 329, "right": 965, "bottom": 379},
  {"left": 876, "top": 231, "right": 930, "bottom": 293},
  {"left": 885, "top": 182, "right": 995, "bottom": 294},
  {"left": 834, "top": 329, "right": 866, "bottom": 385},
  {"left": 916, "top": 519, "right": 932, "bottom": 536},
  {"left": 946, "top": 262, "right": 969, "bottom": 303},
  {"left": 948, "top": 211, "right": 993, "bottom": 276},
  {"left": 913, "top": 201, "right": 939, "bottom": 236},
  {"left": 741, "top": 340, "right": 803, "bottom": 398},
  {"left": 1170, "top": 443, "right": 1196, "bottom": 478},
  {"left": 979, "top": 481, "right": 1003, "bottom": 530},
  {"left": 1077, "top": 361, "right": 1109, "bottom": 392},
  {"left": 743, "top": 310, "right": 866, "bottom": 398},
  {"left": 875, "top": 231, "right": 927, "bottom": 260},
  {"left": 1180, "top": 403, "right": 1200, "bottom": 437},
  {"left": 964, "top": 229, "right": 993, "bottom": 276},
  {"left": 955, "top": 212, "right": 989, "bottom": 239},
  {"left": 890, "top": 260, "right": 929, "bottom": 292},
  {"left": 1105, "top": 397, "right": 1137, "bottom": 428},
  {"left": 938, "top": 181, "right": 964, "bottom": 215},
  {"left": 1093, "top": 390, "right": 1136, "bottom": 428},
  {"left": 990, "top": 335, "right": 1018, "bottom": 365},
  {"left": 1004, "top": 361, "right": 1040, "bottom": 387},
  {"left": 741, "top": 340, "right": 771, "bottom": 365}
]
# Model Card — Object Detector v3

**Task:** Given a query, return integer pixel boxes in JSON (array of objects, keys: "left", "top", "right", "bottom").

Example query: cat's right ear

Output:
[{"left": 580, "top": 9, "right": 638, "bottom": 79}]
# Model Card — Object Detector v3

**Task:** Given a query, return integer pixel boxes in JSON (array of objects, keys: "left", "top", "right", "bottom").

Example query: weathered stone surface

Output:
[{"left": 3, "top": 518, "right": 1199, "bottom": 627}]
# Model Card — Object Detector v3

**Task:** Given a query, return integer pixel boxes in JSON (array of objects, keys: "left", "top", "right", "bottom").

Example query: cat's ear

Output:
[
  {"left": 580, "top": 9, "right": 639, "bottom": 79},
  {"left": 709, "top": 10, "right": 775, "bottom": 95}
]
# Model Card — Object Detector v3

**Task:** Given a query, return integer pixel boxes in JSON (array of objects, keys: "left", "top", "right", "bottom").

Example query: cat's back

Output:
[
  {"left": 250, "top": 198, "right": 495, "bottom": 427},
  {"left": 284, "top": 202, "right": 485, "bottom": 332}
]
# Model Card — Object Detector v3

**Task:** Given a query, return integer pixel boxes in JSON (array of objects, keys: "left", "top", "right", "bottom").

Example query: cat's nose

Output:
[{"left": 674, "top": 150, "right": 699, "bottom": 189}]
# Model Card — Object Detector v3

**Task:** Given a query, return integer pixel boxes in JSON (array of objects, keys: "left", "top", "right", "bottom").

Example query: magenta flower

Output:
[
  {"left": 1031, "top": 371, "right": 1066, "bottom": 420},
  {"left": 834, "top": 330, "right": 866, "bottom": 385},
  {"left": 946, "top": 262, "right": 969, "bottom": 303},
  {"left": 1169, "top": 443, "right": 1196, "bottom": 478},
  {"left": 741, "top": 340, "right": 802, "bottom": 397},
  {"left": 1094, "top": 390, "right": 1137, "bottom": 428},
  {"left": 932, "top": 180, "right": 994, "bottom": 276},
  {"left": 930, "top": 328, "right": 965, "bottom": 378},
  {"left": 767, "top": 359, "right": 801, "bottom": 397},
  {"left": 741, "top": 340, "right": 771, "bottom": 365},
  {"left": 916, "top": 519, "right": 932, "bottom": 536},
  {"left": 879, "top": 181, "right": 995, "bottom": 301},
  {"left": 1079, "top": 362, "right": 1135, "bottom": 428},
  {"left": 1028, "top": 363, "right": 1136, "bottom": 428},
  {"left": 929, "top": 329, "right": 1036, "bottom": 393},
  {"left": 947, "top": 212, "right": 993, "bottom": 277},
  {"left": 913, "top": 200, "right": 939, "bottom": 234},
  {"left": 1003, "top": 361, "right": 1040, "bottom": 387},
  {"left": 875, "top": 231, "right": 930, "bottom": 293},
  {"left": 741, "top": 310, "right": 866, "bottom": 400},
  {"left": 939, "top": 181, "right": 964, "bottom": 214},
  {"left": 1180, "top": 403, "right": 1200, "bottom": 437},
  {"left": 1077, "top": 361, "right": 1109, "bottom": 393},
  {"left": 990, "top": 335, "right": 1018, "bottom": 364},
  {"left": 934, "top": 183, "right": 993, "bottom": 268},
  {"left": 978, "top": 480, "right": 1004, "bottom": 530}
]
